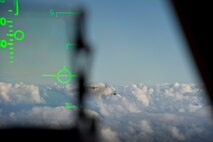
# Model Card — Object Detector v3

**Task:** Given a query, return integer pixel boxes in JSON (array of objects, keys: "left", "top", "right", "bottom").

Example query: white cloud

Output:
[
  {"left": 164, "top": 89, "right": 174, "bottom": 97},
  {"left": 14, "top": 106, "right": 74, "bottom": 129},
  {"left": 140, "top": 120, "right": 153, "bottom": 134},
  {"left": 27, "top": 106, "right": 72, "bottom": 123},
  {"left": 85, "top": 109, "right": 100, "bottom": 118},
  {"left": 121, "top": 97, "right": 140, "bottom": 113},
  {"left": 98, "top": 102, "right": 112, "bottom": 117},
  {"left": 0, "top": 82, "right": 45, "bottom": 104},
  {"left": 171, "top": 127, "right": 185, "bottom": 141},
  {"left": 178, "top": 108, "right": 185, "bottom": 113},
  {"left": 9, "top": 112, "right": 15, "bottom": 118},
  {"left": 131, "top": 85, "right": 150, "bottom": 106},
  {"left": 0, "top": 106, "right": 75, "bottom": 129},
  {"left": 180, "top": 84, "right": 193, "bottom": 93},
  {"left": 0, "top": 82, "right": 212, "bottom": 142},
  {"left": 186, "top": 124, "right": 204, "bottom": 137},
  {"left": 175, "top": 93, "right": 184, "bottom": 100},
  {"left": 0, "top": 83, "right": 11, "bottom": 102},
  {"left": 101, "top": 127, "right": 119, "bottom": 142},
  {"left": 160, "top": 113, "right": 184, "bottom": 124},
  {"left": 126, "top": 103, "right": 140, "bottom": 113}
]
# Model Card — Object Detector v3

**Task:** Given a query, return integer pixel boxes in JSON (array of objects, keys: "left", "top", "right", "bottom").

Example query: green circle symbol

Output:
[
  {"left": 14, "top": 30, "right": 25, "bottom": 41},
  {"left": 56, "top": 66, "right": 76, "bottom": 85}
]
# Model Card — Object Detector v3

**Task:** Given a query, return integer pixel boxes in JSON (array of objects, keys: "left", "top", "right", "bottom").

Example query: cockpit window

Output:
[{"left": 0, "top": 0, "right": 212, "bottom": 142}]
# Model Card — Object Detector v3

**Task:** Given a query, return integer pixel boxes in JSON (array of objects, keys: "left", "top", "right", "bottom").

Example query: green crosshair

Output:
[{"left": 42, "top": 66, "right": 77, "bottom": 85}]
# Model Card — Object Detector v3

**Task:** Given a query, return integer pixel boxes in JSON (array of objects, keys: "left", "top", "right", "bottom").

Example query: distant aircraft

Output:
[
  {"left": 69, "top": 83, "right": 118, "bottom": 99},
  {"left": 110, "top": 91, "right": 121, "bottom": 95},
  {"left": 87, "top": 84, "right": 121, "bottom": 97}
]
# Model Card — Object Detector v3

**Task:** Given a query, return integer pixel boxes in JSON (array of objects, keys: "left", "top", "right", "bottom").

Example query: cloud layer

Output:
[{"left": 0, "top": 82, "right": 213, "bottom": 142}]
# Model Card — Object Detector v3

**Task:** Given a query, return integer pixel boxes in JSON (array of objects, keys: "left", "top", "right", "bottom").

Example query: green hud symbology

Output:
[
  {"left": 1, "top": 0, "right": 78, "bottom": 108},
  {"left": 66, "top": 101, "right": 77, "bottom": 109},
  {"left": 66, "top": 43, "right": 78, "bottom": 49},
  {"left": 42, "top": 66, "right": 77, "bottom": 85},
  {"left": 0, "top": 0, "right": 24, "bottom": 64},
  {"left": 50, "top": 9, "right": 80, "bottom": 17},
  {"left": 48, "top": 7, "right": 80, "bottom": 109}
]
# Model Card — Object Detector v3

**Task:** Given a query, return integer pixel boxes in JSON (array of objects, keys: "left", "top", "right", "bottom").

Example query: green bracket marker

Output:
[
  {"left": 50, "top": 9, "right": 55, "bottom": 16},
  {"left": 42, "top": 66, "right": 77, "bottom": 85},
  {"left": 14, "top": 0, "right": 19, "bottom": 16},
  {"left": 66, "top": 43, "right": 78, "bottom": 49},
  {"left": 7, "top": 0, "right": 19, "bottom": 16},
  {"left": 66, "top": 101, "right": 77, "bottom": 109},
  {"left": 50, "top": 9, "right": 80, "bottom": 17}
]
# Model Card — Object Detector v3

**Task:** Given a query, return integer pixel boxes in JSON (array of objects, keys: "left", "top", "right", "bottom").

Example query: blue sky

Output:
[
  {"left": 83, "top": 0, "right": 200, "bottom": 85},
  {"left": 0, "top": 0, "right": 201, "bottom": 85}
]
